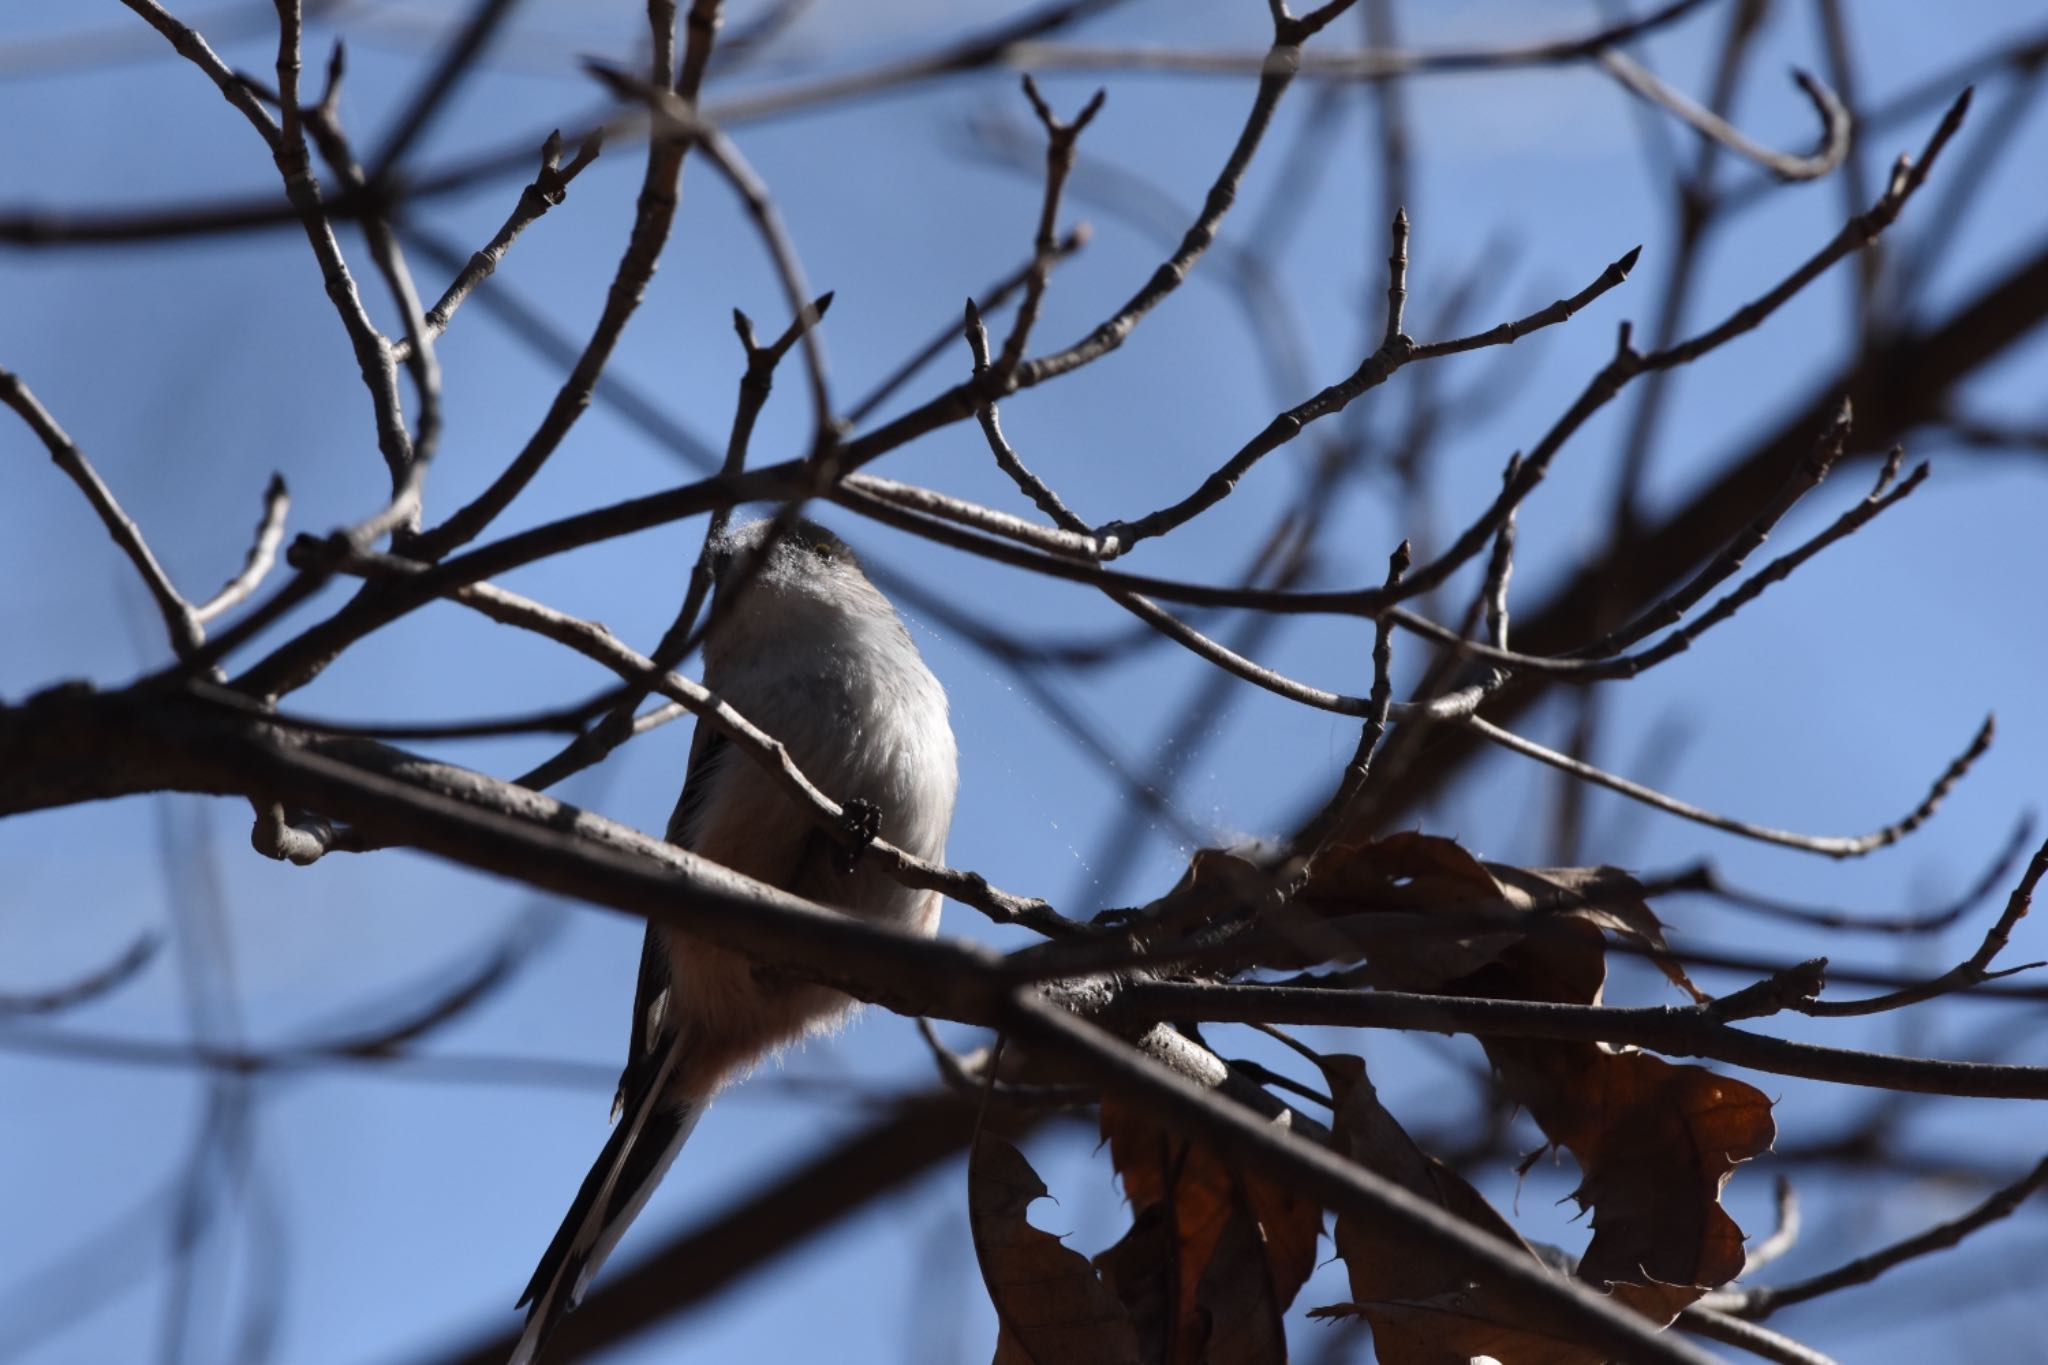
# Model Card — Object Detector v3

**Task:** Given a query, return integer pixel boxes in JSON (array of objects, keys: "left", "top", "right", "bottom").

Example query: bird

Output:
[{"left": 509, "top": 516, "right": 959, "bottom": 1365}]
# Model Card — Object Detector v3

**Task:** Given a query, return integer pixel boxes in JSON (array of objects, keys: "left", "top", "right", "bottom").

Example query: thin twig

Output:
[
  {"left": 411, "top": 0, "right": 723, "bottom": 560},
  {"left": 1673, "top": 814, "right": 2039, "bottom": 935},
  {"left": 1381, "top": 206, "right": 1409, "bottom": 347},
  {"left": 963, "top": 302, "right": 1090, "bottom": 531},
  {"left": 1565, "top": 399, "right": 1855, "bottom": 662},
  {"left": 1743, "top": 1178, "right": 1802, "bottom": 1276},
  {"left": 1295, "top": 540, "right": 1408, "bottom": 851},
  {"left": 584, "top": 62, "right": 836, "bottom": 455},
  {"left": 1798, "top": 832, "right": 2048, "bottom": 1015},
  {"left": 1094, "top": 238, "right": 1640, "bottom": 558},
  {"left": 389, "top": 127, "right": 605, "bottom": 363},
  {"left": 1677, "top": 1305, "right": 1840, "bottom": 1365},
  {"left": 1008, "top": 1, "right": 1355, "bottom": 391},
  {"left": 517, "top": 293, "right": 833, "bottom": 794},
  {"left": 2, "top": 366, "right": 203, "bottom": 657},
  {"left": 1714, "top": 1154, "right": 2048, "bottom": 1318},
  {"left": 1356, "top": 445, "right": 1932, "bottom": 682},
  {"left": 0, "top": 934, "right": 160, "bottom": 1017},
  {"left": 1459, "top": 711, "right": 1992, "bottom": 859},
  {"left": 397, "top": 219, "right": 722, "bottom": 471},
  {"left": 1000, "top": 0, "right": 1717, "bottom": 82},
  {"left": 1388, "top": 87, "right": 1971, "bottom": 614},
  {"left": 845, "top": 225, "right": 1089, "bottom": 426},
  {"left": 993, "top": 75, "right": 1105, "bottom": 377},
  {"left": 156, "top": 0, "right": 426, "bottom": 530},
  {"left": 296, "top": 46, "right": 443, "bottom": 543},
  {"left": 192, "top": 474, "right": 291, "bottom": 625},
  {"left": 1481, "top": 452, "right": 1520, "bottom": 649},
  {"left": 117, "top": 0, "right": 282, "bottom": 148}
]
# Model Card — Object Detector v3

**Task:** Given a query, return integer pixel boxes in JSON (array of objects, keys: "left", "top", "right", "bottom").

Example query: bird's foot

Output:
[{"left": 835, "top": 798, "right": 883, "bottom": 874}]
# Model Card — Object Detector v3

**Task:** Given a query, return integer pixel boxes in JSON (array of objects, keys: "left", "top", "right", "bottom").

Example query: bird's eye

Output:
[{"left": 809, "top": 538, "right": 836, "bottom": 559}]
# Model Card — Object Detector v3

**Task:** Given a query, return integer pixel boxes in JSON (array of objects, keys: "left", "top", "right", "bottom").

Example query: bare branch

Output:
[
  {"left": 116, "top": 0, "right": 281, "bottom": 148},
  {"left": 1105, "top": 982, "right": 2048, "bottom": 1100},
  {"left": 1677, "top": 1305, "right": 1841, "bottom": 1365},
  {"left": 1007, "top": 5, "right": 1333, "bottom": 390},
  {"left": 1597, "top": 55, "right": 1852, "bottom": 182},
  {"left": 1409, "top": 243, "right": 1644, "bottom": 360},
  {"left": 296, "top": 54, "right": 444, "bottom": 543},
  {"left": 1481, "top": 451, "right": 1520, "bottom": 649},
  {"left": 1392, "top": 87, "right": 1971, "bottom": 613},
  {"left": 1381, "top": 205, "right": 1409, "bottom": 343},
  {"left": 1565, "top": 400, "right": 1854, "bottom": 662},
  {"left": 1295, "top": 540, "right": 1409, "bottom": 851},
  {"left": 129, "top": 0, "right": 427, "bottom": 529}
]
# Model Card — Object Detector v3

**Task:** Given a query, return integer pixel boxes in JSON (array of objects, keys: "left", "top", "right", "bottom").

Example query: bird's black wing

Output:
[
  {"left": 664, "top": 720, "right": 729, "bottom": 849},
  {"left": 615, "top": 724, "right": 728, "bottom": 1107}
]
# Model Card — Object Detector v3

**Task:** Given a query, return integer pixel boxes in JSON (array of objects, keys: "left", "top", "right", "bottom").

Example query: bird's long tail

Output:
[{"left": 509, "top": 1038, "right": 703, "bottom": 1365}]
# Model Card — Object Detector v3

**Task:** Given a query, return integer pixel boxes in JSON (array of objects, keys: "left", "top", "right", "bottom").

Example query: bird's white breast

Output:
[{"left": 694, "top": 583, "right": 957, "bottom": 928}]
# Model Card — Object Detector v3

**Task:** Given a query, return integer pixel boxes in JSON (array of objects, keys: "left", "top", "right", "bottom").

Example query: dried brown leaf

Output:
[
  {"left": 1312, "top": 1054, "right": 1614, "bottom": 1365},
  {"left": 1094, "top": 1205, "right": 1176, "bottom": 1363},
  {"left": 970, "top": 1133, "right": 1143, "bottom": 1365},
  {"left": 1292, "top": 833, "right": 1529, "bottom": 986},
  {"left": 1097, "top": 1097, "right": 1320, "bottom": 1364},
  {"left": 1447, "top": 917, "right": 1774, "bottom": 1304},
  {"left": 1485, "top": 861, "right": 1706, "bottom": 1003},
  {"left": 1480, "top": 1028, "right": 1774, "bottom": 1297},
  {"left": 1246, "top": 835, "right": 1702, "bottom": 1000}
]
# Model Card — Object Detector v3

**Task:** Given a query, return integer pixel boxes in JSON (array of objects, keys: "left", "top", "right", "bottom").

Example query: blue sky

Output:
[{"left": 3, "top": 2, "right": 2047, "bottom": 1362}]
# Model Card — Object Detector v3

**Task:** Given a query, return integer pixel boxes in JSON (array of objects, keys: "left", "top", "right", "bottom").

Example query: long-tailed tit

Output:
[{"left": 510, "top": 517, "right": 958, "bottom": 1364}]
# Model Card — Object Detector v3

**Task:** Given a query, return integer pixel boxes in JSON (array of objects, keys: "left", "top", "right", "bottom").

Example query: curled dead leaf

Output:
[{"left": 1236, "top": 834, "right": 1701, "bottom": 998}]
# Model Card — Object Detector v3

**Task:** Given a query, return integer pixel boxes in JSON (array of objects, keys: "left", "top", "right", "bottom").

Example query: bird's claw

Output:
[{"left": 835, "top": 798, "right": 883, "bottom": 873}]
